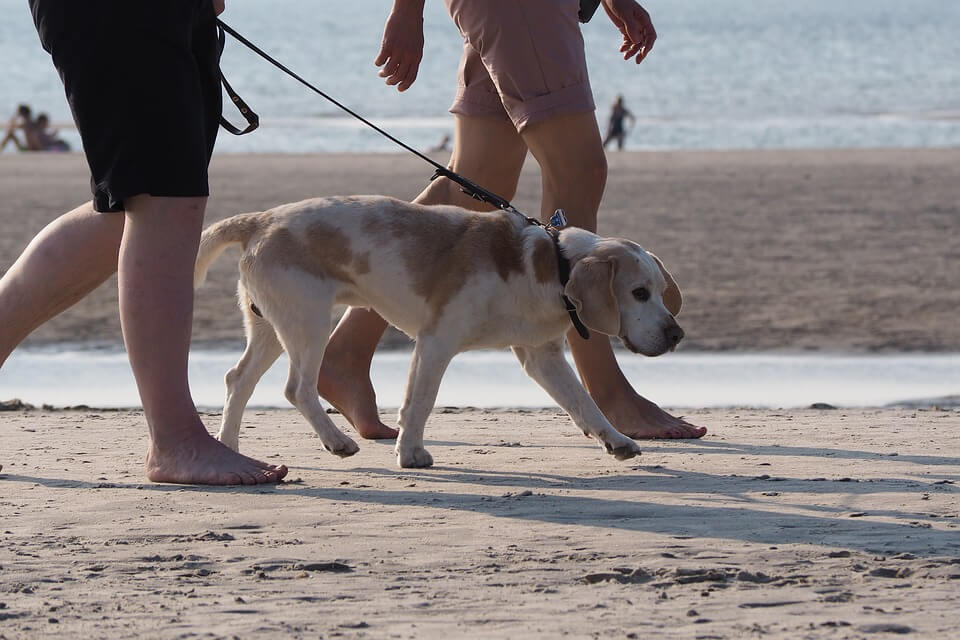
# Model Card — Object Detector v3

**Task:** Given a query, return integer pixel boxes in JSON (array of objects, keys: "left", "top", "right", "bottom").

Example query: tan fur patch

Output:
[
  {"left": 531, "top": 236, "right": 557, "bottom": 284},
  {"left": 364, "top": 205, "right": 525, "bottom": 321},
  {"left": 255, "top": 221, "right": 355, "bottom": 283}
]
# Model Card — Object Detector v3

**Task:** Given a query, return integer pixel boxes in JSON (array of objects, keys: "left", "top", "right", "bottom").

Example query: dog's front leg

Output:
[
  {"left": 396, "top": 337, "right": 456, "bottom": 468},
  {"left": 512, "top": 341, "right": 642, "bottom": 461}
]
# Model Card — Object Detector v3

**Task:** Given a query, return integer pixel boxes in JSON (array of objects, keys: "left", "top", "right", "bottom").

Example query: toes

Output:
[{"left": 397, "top": 447, "right": 433, "bottom": 468}]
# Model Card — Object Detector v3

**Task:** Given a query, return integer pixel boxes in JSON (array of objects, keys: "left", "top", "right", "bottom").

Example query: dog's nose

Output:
[{"left": 665, "top": 325, "right": 684, "bottom": 346}]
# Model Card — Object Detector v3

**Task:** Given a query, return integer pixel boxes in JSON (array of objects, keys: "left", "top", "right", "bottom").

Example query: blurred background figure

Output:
[
  {"left": 602, "top": 94, "right": 635, "bottom": 151},
  {"left": 2, "top": 103, "right": 37, "bottom": 151},
  {"left": 426, "top": 132, "right": 451, "bottom": 153},
  {"left": 32, "top": 113, "right": 70, "bottom": 152},
  {"left": 1, "top": 104, "right": 70, "bottom": 152}
]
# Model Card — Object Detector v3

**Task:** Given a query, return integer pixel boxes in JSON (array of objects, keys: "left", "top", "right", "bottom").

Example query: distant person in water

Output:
[
  {"left": 426, "top": 132, "right": 451, "bottom": 153},
  {"left": 602, "top": 94, "right": 635, "bottom": 151}
]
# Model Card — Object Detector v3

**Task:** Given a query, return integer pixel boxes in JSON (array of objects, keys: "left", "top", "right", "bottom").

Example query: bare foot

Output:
[
  {"left": 146, "top": 432, "right": 287, "bottom": 485},
  {"left": 316, "top": 363, "right": 398, "bottom": 440},
  {"left": 596, "top": 388, "right": 707, "bottom": 439}
]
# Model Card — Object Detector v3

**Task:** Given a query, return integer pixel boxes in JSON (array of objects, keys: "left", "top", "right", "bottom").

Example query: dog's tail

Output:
[{"left": 194, "top": 211, "right": 270, "bottom": 288}]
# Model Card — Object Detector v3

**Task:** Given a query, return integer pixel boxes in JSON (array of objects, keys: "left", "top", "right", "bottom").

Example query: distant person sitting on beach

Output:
[
  {"left": 1, "top": 105, "right": 70, "bottom": 152},
  {"left": 1, "top": 104, "right": 39, "bottom": 152},
  {"left": 602, "top": 94, "right": 635, "bottom": 151},
  {"left": 426, "top": 132, "right": 451, "bottom": 153},
  {"left": 32, "top": 113, "right": 71, "bottom": 152}
]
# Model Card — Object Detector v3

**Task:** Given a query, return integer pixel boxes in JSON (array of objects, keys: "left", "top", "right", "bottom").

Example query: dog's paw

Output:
[
  {"left": 397, "top": 446, "right": 434, "bottom": 468},
  {"left": 322, "top": 434, "right": 360, "bottom": 458},
  {"left": 604, "top": 437, "right": 642, "bottom": 461}
]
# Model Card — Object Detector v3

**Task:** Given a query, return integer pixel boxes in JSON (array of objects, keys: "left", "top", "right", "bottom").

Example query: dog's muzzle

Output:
[{"left": 622, "top": 324, "right": 684, "bottom": 356}]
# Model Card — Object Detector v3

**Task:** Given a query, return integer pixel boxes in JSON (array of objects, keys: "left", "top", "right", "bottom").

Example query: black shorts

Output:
[{"left": 29, "top": 0, "right": 222, "bottom": 212}]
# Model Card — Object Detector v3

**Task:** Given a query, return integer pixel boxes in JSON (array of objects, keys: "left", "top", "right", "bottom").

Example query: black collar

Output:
[{"left": 546, "top": 227, "right": 590, "bottom": 340}]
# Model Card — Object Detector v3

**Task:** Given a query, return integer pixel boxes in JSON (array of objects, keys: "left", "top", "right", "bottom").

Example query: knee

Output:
[
  {"left": 584, "top": 150, "right": 608, "bottom": 197},
  {"left": 284, "top": 376, "right": 301, "bottom": 405}
]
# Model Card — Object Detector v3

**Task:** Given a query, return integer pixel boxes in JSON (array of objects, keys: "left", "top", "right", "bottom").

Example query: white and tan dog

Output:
[{"left": 194, "top": 196, "right": 684, "bottom": 468}]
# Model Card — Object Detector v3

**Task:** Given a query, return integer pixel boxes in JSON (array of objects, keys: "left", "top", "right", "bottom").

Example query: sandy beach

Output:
[
  {"left": 1, "top": 148, "right": 959, "bottom": 351},
  {"left": 2, "top": 149, "right": 959, "bottom": 637},
  {"left": 1, "top": 406, "right": 958, "bottom": 638}
]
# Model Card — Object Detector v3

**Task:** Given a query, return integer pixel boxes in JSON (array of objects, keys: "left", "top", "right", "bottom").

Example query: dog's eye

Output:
[{"left": 632, "top": 287, "right": 650, "bottom": 302}]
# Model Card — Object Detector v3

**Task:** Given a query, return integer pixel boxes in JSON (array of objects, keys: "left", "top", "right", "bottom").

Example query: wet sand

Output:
[
  {"left": 1, "top": 406, "right": 958, "bottom": 638},
  {"left": 1, "top": 148, "right": 958, "bottom": 351}
]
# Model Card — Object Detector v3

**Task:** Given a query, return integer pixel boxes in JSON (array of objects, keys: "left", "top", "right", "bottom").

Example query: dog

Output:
[{"left": 194, "top": 196, "right": 684, "bottom": 468}]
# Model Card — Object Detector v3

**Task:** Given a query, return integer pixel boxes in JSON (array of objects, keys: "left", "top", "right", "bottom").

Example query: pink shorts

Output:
[{"left": 444, "top": 0, "right": 596, "bottom": 132}]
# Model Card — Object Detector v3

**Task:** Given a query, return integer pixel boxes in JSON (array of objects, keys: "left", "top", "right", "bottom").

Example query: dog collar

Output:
[{"left": 546, "top": 226, "right": 590, "bottom": 341}]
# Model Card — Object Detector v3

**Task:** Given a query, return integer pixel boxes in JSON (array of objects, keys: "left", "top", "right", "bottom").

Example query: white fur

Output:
[{"left": 195, "top": 196, "right": 684, "bottom": 468}]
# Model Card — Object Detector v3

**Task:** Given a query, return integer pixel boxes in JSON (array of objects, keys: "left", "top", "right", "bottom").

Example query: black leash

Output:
[{"left": 215, "top": 19, "right": 589, "bottom": 339}]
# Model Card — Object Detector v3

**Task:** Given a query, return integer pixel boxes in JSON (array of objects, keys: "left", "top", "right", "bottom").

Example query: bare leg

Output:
[
  {"left": 121, "top": 195, "right": 287, "bottom": 484},
  {"left": 317, "top": 115, "right": 527, "bottom": 438},
  {"left": 522, "top": 112, "right": 706, "bottom": 439},
  {"left": 0, "top": 202, "right": 122, "bottom": 367}
]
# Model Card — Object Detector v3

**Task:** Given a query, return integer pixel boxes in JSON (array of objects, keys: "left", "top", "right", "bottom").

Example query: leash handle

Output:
[{"left": 217, "top": 24, "right": 260, "bottom": 135}]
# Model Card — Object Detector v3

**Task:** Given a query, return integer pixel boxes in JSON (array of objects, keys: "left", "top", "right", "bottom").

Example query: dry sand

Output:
[
  {"left": 1, "top": 406, "right": 959, "bottom": 638},
  {"left": 1, "top": 148, "right": 958, "bottom": 351}
]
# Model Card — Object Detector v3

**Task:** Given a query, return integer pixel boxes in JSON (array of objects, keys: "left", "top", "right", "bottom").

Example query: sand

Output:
[
  {"left": 1, "top": 148, "right": 959, "bottom": 351},
  {"left": 2, "top": 149, "right": 959, "bottom": 637},
  {"left": 1, "top": 406, "right": 958, "bottom": 638}
]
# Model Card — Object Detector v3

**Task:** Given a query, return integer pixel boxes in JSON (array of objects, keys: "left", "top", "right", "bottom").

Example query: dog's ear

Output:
[
  {"left": 565, "top": 257, "right": 620, "bottom": 336},
  {"left": 647, "top": 251, "right": 682, "bottom": 316}
]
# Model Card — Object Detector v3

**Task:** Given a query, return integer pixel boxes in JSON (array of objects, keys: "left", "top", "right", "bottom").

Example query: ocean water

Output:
[
  {"left": 1, "top": 0, "right": 958, "bottom": 153},
  {"left": 2, "top": 349, "right": 958, "bottom": 410}
]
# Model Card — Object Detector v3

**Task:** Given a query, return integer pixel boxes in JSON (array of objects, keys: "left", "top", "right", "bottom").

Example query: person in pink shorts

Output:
[{"left": 316, "top": 0, "right": 707, "bottom": 441}]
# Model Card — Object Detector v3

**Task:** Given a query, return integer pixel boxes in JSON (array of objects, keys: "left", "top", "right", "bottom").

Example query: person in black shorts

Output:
[{"left": 0, "top": 0, "right": 287, "bottom": 484}]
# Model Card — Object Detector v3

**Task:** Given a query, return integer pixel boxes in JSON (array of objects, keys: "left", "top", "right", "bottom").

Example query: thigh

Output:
[
  {"left": 445, "top": 0, "right": 595, "bottom": 132},
  {"left": 30, "top": 0, "right": 222, "bottom": 212}
]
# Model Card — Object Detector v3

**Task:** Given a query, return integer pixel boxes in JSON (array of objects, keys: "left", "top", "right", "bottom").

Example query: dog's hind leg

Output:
[
  {"left": 267, "top": 288, "right": 359, "bottom": 458},
  {"left": 395, "top": 337, "right": 456, "bottom": 468},
  {"left": 218, "top": 305, "right": 283, "bottom": 452},
  {"left": 512, "top": 341, "right": 642, "bottom": 461}
]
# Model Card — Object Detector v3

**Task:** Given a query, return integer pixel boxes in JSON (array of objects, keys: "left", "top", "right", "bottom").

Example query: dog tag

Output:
[{"left": 549, "top": 209, "right": 568, "bottom": 228}]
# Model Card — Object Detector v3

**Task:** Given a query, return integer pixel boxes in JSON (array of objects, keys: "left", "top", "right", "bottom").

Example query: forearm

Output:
[{"left": 392, "top": 0, "right": 424, "bottom": 14}]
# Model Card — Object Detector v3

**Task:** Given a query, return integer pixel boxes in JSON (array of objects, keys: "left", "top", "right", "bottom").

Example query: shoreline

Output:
[
  {"left": 4, "top": 350, "right": 959, "bottom": 411},
  {"left": 2, "top": 147, "right": 959, "bottom": 352}
]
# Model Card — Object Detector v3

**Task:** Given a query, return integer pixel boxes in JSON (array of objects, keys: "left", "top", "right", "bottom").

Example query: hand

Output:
[
  {"left": 213, "top": 0, "right": 225, "bottom": 16},
  {"left": 601, "top": 0, "right": 657, "bottom": 64},
  {"left": 374, "top": 0, "right": 425, "bottom": 92}
]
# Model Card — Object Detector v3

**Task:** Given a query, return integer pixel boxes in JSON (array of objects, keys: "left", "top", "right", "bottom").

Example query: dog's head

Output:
[{"left": 564, "top": 240, "right": 684, "bottom": 356}]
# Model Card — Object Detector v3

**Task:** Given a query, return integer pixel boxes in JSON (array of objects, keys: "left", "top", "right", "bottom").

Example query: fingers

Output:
[
  {"left": 376, "top": 51, "right": 421, "bottom": 92},
  {"left": 374, "top": 8, "right": 425, "bottom": 92},
  {"left": 213, "top": 0, "right": 225, "bottom": 16},
  {"left": 611, "top": 1, "right": 657, "bottom": 64}
]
